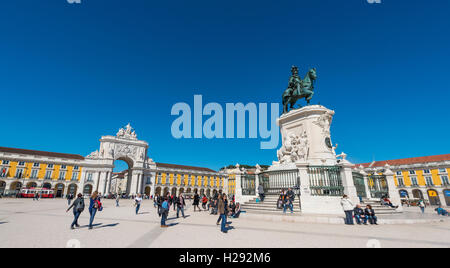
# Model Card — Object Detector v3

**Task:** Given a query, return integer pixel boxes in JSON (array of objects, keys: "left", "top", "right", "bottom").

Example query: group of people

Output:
[
  {"left": 341, "top": 195, "right": 378, "bottom": 225},
  {"left": 276, "top": 188, "right": 296, "bottom": 214},
  {"left": 153, "top": 192, "right": 187, "bottom": 227},
  {"left": 66, "top": 191, "right": 103, "bottom": 230}
]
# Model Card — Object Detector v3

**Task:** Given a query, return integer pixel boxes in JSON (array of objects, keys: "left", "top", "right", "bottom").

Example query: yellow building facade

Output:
[
  {"left": 0, "top": 147, "right": 85, "bottom": 197},
  {"left": 357, "top": 154, "right": 450, "bottom": 207}
]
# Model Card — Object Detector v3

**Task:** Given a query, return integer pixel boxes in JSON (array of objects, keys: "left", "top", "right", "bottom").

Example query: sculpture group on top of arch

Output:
[{"left": 116, "top": 123, "right": 138, "bottom": 140}]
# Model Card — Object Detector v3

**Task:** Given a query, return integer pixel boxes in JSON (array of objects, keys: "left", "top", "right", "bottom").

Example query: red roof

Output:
[
  {"left": 356, "top": 154, "right": 450, "bottom": 168},
  {"left": 0, "top": 146, "right": 85, "bottom": 160}
]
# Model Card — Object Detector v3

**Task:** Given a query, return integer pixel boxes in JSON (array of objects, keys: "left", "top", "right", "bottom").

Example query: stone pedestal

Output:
[
  {"left": 276, "top": 105, "right": 337, "bottom": 167},
  {"left": 268, "top": 105, "right": 358, "bottom": 216}
]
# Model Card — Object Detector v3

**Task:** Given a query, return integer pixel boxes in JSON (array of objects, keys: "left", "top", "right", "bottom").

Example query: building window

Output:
[
  {"left": 15, "top": 168, "right": 24, "bottom": 178},
  {"left": 59, "top": 171, "right": 66, "bottom": 180},
  {"left": 146, "top": 177, "right": 151, "bottom": 185},
  {"left": 47, "top": 164, "right": 54, "bottom": 169},
  {"left": 423, "top": 169, "right": 431, "bottom": 174},
  {"left": 425, "top": 177, "right": 434, "bottom": 186},
  {"left": 396, "top": 171, "right": 402, "bottom": 176},
  {"left": 409, "top": 170, "right": 416, "bottom": 175},
  {"left": 441, "top": 176, "right": 449, "bottom": 186},
  {"left": 0, "top": 168, "right": 8, "bottom": 177},
  {"left": 2, "top": 160, "right": 9, "bottom": 165},
  {"left": 61, "top": 165, "right": 67, "bottom": 169},
  {"left": 398, "top": 177, "right": 404, "bottom": 186},
  {"left": 45, "top": 171, "right": 52, "bottom": 179},
  {"left": 72, "top": 172, "right": 78, "bottom": 181},
  {"left": 411, "top": 177, "right": 418, "bottom": 186},
  {"left": 439, "top": 168, "right": 447, "bottom": 173},
  {"left": 87, "top": 173, "right": 93, "bottom": 182},
  {"left": 33, "top": 163, "right": 40, "bottom": 168},
  {"left": 74, "top": 166, "right": 79, "bottom": 170},
  {"left": 30, "top": 169, "right": 38, "bottom": 179},
  {"left": 18, "top": 161, "right": 25, "bottom": 166}
]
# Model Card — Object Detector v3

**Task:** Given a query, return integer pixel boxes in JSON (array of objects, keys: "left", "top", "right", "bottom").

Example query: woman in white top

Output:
[{"left": 340, "top": 195, "right": 355, "bottom": 225}]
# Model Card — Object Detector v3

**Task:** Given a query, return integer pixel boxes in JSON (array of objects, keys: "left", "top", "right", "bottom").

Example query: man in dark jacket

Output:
[
  {"left": 176, "top": 194, "right": 186, "bottom": 218},
  {"left": 66, "top": 193, "right": 85, "bottom": 230}
]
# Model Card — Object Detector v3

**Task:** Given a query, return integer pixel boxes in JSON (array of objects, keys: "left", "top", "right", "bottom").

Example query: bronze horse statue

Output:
[{"left": 282, "top": 66, "right": 317, "bottom": 114}]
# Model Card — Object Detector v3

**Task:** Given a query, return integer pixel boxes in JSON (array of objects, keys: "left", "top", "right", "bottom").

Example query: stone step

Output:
[
  {"left": 242, "top": 204, "right": 300, "bottom": 210},
  {"left": 241, "top": 207, "right": 301, "bottom": 213}
]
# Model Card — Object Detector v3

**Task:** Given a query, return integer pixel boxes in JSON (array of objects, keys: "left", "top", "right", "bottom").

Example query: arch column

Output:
[
  {"left": 78, "top": 171, "right": 87, "bottom": 195},
  {"left": 104, "top": 171, "right": 112, "bottom": 195}
]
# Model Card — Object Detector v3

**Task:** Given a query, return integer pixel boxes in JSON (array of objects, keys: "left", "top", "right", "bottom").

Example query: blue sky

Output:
[{"left": 0, "top": 0, "right": 449, "bottom": 171}]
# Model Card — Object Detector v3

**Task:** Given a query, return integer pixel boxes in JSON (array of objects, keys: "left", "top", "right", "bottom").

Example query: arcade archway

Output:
[
  {"left": 10, "top": 181, "right": 22, "bottom": 191},
  {"left": 27, "top": 182, "right": 37, "bottom": 188},
  {"left": 412, "top": 189, "right": 423, "bottom": 199},
  {"left": 68, "top": 184, "right": 78, "bottom": 195},
  {"left": 144, "top": 186, "right": 151, "bottom": 196},
  {"left": 427, "top": 189, "right": 440, "bottom": 206},
  {"left": 155, "top": 187, "right": 162, "bottom": 196},
  {"left": 0, "top": 180, "right": 5, "bottom": 195},
  {"left": 399, "top": 190, "right": 409, "bottom": 199},
  {"left": 55, "top": 184, "right": 65, "bottom": 198},
  {"left": 83, "top": 184, "right": 93, "bottom": 195},
  {"left": 444, "top": 189, "right": 450, "bottom": 207}
]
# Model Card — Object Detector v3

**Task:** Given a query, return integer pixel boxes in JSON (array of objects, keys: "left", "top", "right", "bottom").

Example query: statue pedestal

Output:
[
  {"left": 276, "top": 105, "right": 337, "bottom": 167},
  {"left": 269, "top": 105, "right": 358, "bottom": 215}
]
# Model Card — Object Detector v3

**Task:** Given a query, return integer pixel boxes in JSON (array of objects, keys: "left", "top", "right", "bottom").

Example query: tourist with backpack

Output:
[
  {"left": 161, "top": 197, "right": 170, "bottom": 227},
  {"left": 66, "top": 193, "right": 85, "bottom": 230},
  {"left": 88, "top": 191, "right": 102, "bottom": 230}
]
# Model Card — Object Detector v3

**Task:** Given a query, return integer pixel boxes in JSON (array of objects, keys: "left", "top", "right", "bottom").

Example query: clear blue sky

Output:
[{"left": 1, "top": 0, "right": 449, "bottom": 171}]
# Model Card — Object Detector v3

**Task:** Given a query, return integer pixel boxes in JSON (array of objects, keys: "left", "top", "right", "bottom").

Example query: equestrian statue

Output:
[{"left": 282, "top": 66, "right": 317, "bottom": 114}]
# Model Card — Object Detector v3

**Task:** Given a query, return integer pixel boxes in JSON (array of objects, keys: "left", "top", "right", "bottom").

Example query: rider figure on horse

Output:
[
  {"left": 282, "top": 66, "right": 317, "bottom": 114},
  {"left": 287, "top": 66, "right": 302, "bottom": 98}
]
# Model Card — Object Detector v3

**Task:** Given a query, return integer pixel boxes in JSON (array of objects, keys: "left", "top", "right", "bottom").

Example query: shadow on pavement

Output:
[{"left": 97, "top": 223, "right": 120, "bottom": 229}]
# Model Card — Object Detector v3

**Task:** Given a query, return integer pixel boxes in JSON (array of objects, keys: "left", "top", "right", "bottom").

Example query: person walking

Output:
[
  {"left": 176, "top": 193, "right": 186, "bottom": 218},
  {"left": 66, "top": 193, "right": 85, "bottom": 230},
  {"left": 419, "top": 199, "right": 426, "bottom": 214},
  {"left": 173, "top": 194, "right": 177, "bottom": 211},
  {"left": 340, "top": 195, "right": 354, "bottom": 225},
  {"left": 218, "top": 194, "right": 227, "bottom": 233},
  {"left": 67, "top": 193, "right": 74, "bottom": 206},
  {"left": 193, "top": 193, "right": 201, "bottom": 212},
  {"left": 88, "top": 191, "right": 101, "bottom": 230},
  {"left": 258, "top": 184, "right": 265, "bottom": 202},
  {"left": 365, "top": 204, "right": 378, "bottom": 225},
  {"left": 153, "top": 194, "right": 159, "bottom": 208},
  {"left": 161, "top": 197, "right": 169, "bottom": 227},
  {"left": 115, "top": 194, "right": 120, "bottom": 207},
  {"left": 135, "top": 194, "right": 143, "bottom": 215}
]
